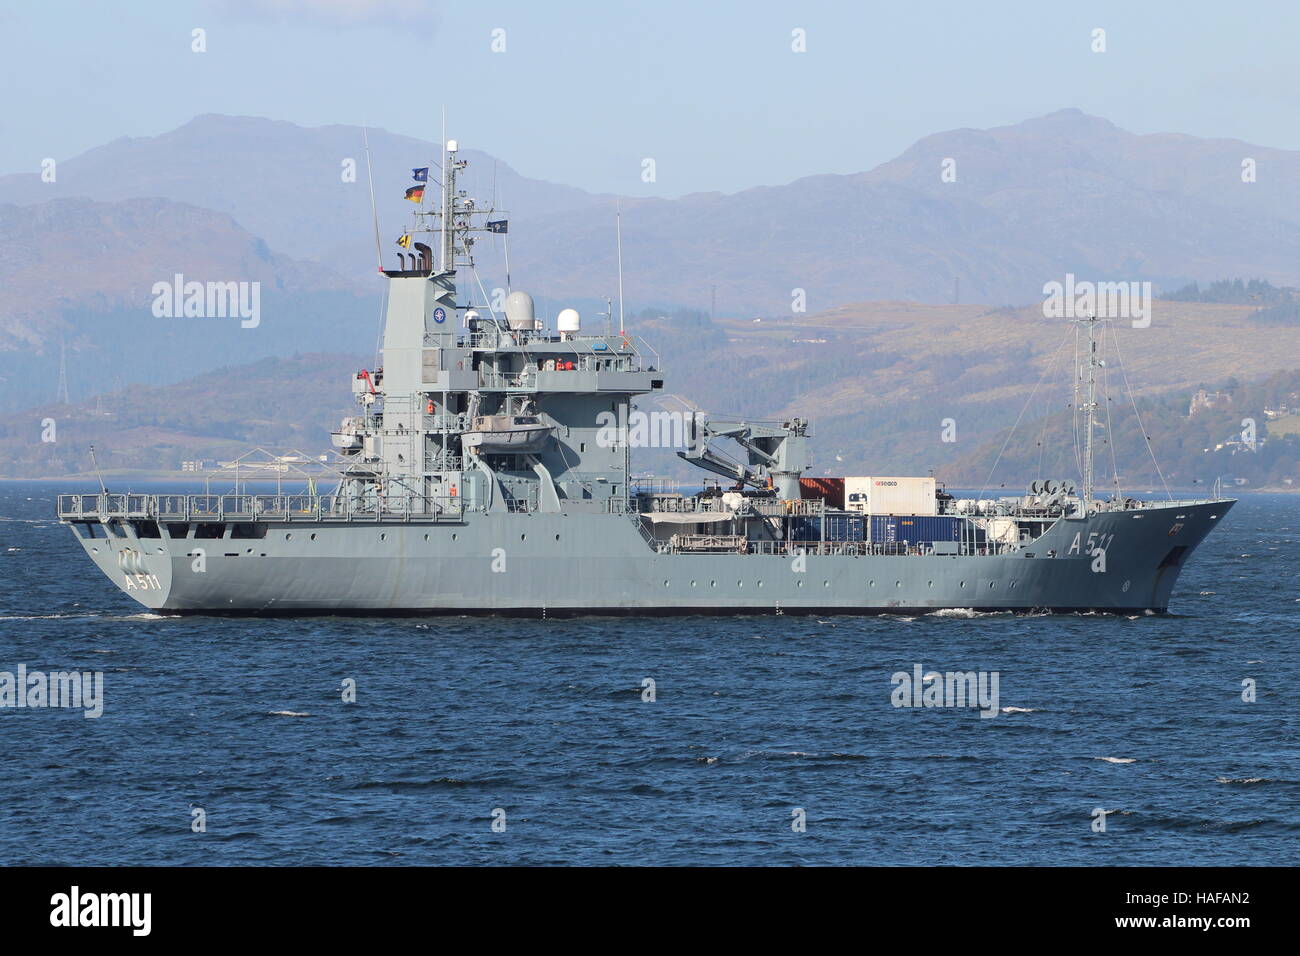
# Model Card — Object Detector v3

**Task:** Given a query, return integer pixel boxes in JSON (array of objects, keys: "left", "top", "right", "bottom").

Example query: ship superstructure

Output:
[{"left": 57, "top": 141, "right": 1234, "bottom": 614}]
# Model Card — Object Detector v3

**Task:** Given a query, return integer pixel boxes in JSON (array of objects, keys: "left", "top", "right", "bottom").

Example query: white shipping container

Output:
[{"left": 843, "top": 476, "right": 937, "bottom": 516}]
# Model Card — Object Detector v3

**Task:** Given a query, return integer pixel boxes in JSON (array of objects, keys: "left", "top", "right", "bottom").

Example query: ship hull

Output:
[{"left": 66, "top": 499, "right": 1233, "bottom": 615}]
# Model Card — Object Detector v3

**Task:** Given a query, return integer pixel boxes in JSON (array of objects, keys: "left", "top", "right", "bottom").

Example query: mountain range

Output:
[
  {"left": 3, "top": 108, "right": 1300, "bottom": 482},
  {"left": 8, "top": 108, "right": 1300, "bottom": 330}
]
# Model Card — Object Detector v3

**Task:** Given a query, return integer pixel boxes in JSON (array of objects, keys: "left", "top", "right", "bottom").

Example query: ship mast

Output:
[
  {"left": 1080, "top": 313, "right": 1100, "bottom": 513},
  {"left": 440, "top": 139, "right": 457, "bottom": 273}
]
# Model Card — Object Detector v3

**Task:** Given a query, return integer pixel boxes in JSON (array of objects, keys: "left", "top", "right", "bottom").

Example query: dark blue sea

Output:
[{"left": 1, "top": 480, "right": 1296, "bottom": 866}]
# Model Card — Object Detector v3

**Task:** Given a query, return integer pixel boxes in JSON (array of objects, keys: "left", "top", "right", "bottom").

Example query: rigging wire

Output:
[
  {"left": 1100, "top": 320, "right": 1122, "bottom": 501},
  {"left": 1070, "top": 322, "right": 1084, "bottom": 484},
  {"left": 1108, "top": 323, "right": 1174, "bottom": 501},
  {"left": 978, "top": 327, "right": 1075, "bottom": 500},
  {"left": 1035, "top": 334, "right": 1068, "bottom": 480}
]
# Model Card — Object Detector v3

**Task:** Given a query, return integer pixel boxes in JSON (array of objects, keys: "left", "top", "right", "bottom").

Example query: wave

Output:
[
  {"left": 1095, "top": 756, "right": 1137, "bottom": 764},
  {"left": 0, "top": 613, "right": 87, "bottom": 620},
  {"left": 0, "top": 611, "right": 166, "bottom": 622},
  {"left": 267, "top": 710, "right": 312, "bottom": 717},
  {"left": 348, "top": 776, "right": 507, "bottom": 792},
  {"left": 1000, "top": 706, "right": 1039, "bottom": 714}
]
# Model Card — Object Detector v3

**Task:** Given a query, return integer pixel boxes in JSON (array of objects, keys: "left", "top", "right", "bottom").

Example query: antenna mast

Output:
[
  {"left": 1080, "top": 313, "right": 1099, "bottom": 512},
  {"left": 441, "top": 138, "right": 458, "bottom": 273},
  {"left": 616, "top": 201, "right": 625, "bottom": 335},
  {"left": 362, "top": 124, "right": 383, "bottom": 273}
]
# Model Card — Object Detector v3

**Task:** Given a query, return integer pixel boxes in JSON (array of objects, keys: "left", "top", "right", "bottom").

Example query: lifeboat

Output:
[
  {"left": 330, "top": 416, "right": 365, "bottom": 454},
  {"left": 461, "top": 414, "right": 553, "bottom": 453}
]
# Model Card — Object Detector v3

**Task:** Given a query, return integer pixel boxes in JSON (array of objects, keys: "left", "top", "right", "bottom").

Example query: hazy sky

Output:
[{"left": 3, "top": 0, "right": 1299, "bottom": 196}]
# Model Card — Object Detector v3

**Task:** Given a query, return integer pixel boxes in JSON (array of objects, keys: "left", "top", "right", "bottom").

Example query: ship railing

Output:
[
  {"left": 631, "top": 475, "right": 677, "bottom": 495},
  {"left": 459, "top": 330, "right": 554, "bottom": 349},
  {"left": 57, "top": 493, "right": 466, "bottom": 523},
  {"left": 459, "top": 329, "right": 654, "bottom": 371},
  {"left": 626, "top": 510, "right": 664, "bottom": 550},
  {"left": 423, "top": 413, "right": 467, "bottom": 431},
  {"left": 746, "top": 498, "right": 825, "bottom": 517},
  {"left": 479, "top": 370, "right": 537, "bottom": 390},
  {"left": 670, "top": 533, "right": 747, "bottom": 554},
  {"left": 424, "top": 455, "right": 464, "bottom": 472},
  {"left": 630, "top": 335, "right": 660, "bottom": 372}
]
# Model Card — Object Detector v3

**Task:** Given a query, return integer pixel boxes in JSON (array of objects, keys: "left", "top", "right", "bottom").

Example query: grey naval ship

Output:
[{"left": 58, "top": 140, "right": 1233, "bottom": 615}]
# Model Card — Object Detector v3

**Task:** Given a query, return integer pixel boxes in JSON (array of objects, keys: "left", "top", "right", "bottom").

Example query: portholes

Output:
[
  {"left": 663, "top": 580, "right": 670, "bottom": 587},
  {"left": 555, "top": 534, "right": 561, "bottom": 542},
  {"left": 690, "top": 580, "right": 697, "bottom": 588},
  {"left": 710, "top": 580, "right": 717, "bottom": 588},
  {"left": 959, "top": 581, "right": 966, "bottom": 588},
  {"left": 285, "top": 533, "right": 292, "bottom": 541},
  {"left": 989, "top": 581, "right": 996, "bottom": 589},
  {"left": 423, "top": 533, "right": 429, "bottom": 542},
  {"left": 737, "top": 581, "right": 744, "bottom": 589},
  {"left": 1009, "top": 581, "right": 1017, "bottom": 589},
  {"left": 927, "top": 581, "right": 934, "bottom": 588},
  {"left": 895, "top": 581, "right": 902, "bottom": 588},
  {"left": 451, "top": 533, "right": 459, "bottom": 542},
  {"left": 868, "top": 579, "right": 875, "bottom": 587},
  {"left": 310, "top": 533, "right": 317, "bottom": 541},
  {"left": 380, "top": 533, "right": 387, "bottom": 541},
  {"left": 797, "top": 580, "right": 804, "bottom": 588},
  {"left": 756, "top": 581, "right": 763, "bottom": 588},
  {"left": 823, "top": 580, "right": 830, "bottom": 588},
  {"left": 520, "top": 533, "right": 527, "bottom": 542}
]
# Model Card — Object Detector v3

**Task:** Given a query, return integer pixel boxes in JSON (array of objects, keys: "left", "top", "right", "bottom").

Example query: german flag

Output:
[
  {"left": 396, "top": 233, "right": 411, "bottom": 248},
  {"left": 404, "top": 185, "right": 425, "bottom": 203}
]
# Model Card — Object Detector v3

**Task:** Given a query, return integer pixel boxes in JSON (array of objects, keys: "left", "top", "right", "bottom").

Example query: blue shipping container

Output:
[
  {"left": 789, "top": 517, "right": 820, "bottom": 542},
  {"left": 825, "top": 514, "right": 864, "bottom": 541},
  {"left": 870, "top": 515, "right": 961, "bottom": 544},
  {"left": 789, "top": 514, "right": 864, "bottom": 542}
]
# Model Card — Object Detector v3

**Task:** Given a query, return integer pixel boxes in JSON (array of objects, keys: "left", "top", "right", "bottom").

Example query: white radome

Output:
[
  {"left": 557, "top": 308, "right": 581, "bottom": 333},
  {"left": 504, "top": 290, "right": 536, "bottom": 330}
]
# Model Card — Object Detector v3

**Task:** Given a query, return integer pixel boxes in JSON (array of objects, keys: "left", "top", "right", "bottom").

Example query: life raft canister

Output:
[{"left": 426, "top": 400, "right": 435, "bottom": 414}]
